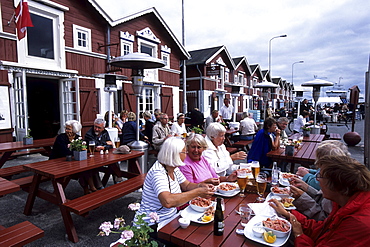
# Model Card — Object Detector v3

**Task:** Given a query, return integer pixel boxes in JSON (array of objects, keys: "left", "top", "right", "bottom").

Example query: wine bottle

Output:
[{"left": 214, "top": 197, "right": 224, "bottom": 236}]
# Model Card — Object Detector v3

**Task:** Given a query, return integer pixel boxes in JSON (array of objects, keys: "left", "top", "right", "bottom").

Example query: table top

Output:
[
  {"left": 0, "top": 138, "right": 55, "bottom": 153},
  {"left": 158, "top": 193, "right": 265, "bottom": 247},
  {"left": 288, "top": 133, "right": 325, "bottom": 143},
  {"left": 0, "top": 177, "right": 20, "bottom": 196},
  {"left": 267, "top": 141, "right": 318, "bottom": 165},
  {"left": 23, "top": 150, "right": 144, "bottom": 179}
]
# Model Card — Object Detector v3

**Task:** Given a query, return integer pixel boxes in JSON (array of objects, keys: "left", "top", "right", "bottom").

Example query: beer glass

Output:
[
  {"left": 115, "top": 138, "right": 120, "bottom": 148},
  {"left": 251, "top": 161, "right": 260, "bottom": 179},
  {"left": 256, "top": 172, "right": 267, "bottom": 202},
  {"left": 88, "top": 141, "right": 95, "bottom": 157},
  {"left": 237, "top": 169, "right": 247, "bottom": 197}
]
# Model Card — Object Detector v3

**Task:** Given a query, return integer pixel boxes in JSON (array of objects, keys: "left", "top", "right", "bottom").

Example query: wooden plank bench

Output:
[
  {"left": 0, "top": 221, "right": 44, "bottom": 247},
  {"left": 63, "top": 173, "right": 146, "bottom": 216},
  {"left": 0, "top": 166, "right": 28, "bottom": 179},
  {"left": 232, "top": 140, "right": 254, "bottom": 152},
  {"left": 12, "top": 175, "right": 49, "bottom": 189},
  {"left": 329, "top": 133, "right": 341, "bottom": 140}
]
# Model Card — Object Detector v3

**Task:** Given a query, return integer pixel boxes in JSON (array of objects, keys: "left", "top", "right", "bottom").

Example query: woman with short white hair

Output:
[
  {"left": 203, "top": 123, "right": 246, "bottom": 176},
  {"left": 170, "top": 113, "right": 187, "bottom": 136},
  {"left": 136, "top": 137, "right": 215, "bottom": 229}
]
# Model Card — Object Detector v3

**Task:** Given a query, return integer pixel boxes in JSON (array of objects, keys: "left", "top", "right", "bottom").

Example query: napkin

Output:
[{"left": 248, "top": 202, "right": 277, "bottom": 217}]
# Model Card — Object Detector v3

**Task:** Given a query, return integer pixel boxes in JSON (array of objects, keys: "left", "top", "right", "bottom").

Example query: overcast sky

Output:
[{"left": 96, "top": 0, "right": 370, "bottom": 95}]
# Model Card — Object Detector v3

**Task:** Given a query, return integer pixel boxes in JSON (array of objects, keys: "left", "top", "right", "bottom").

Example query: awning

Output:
[{"left": 316, "top": 96, "right": 342, "bottom": 104}]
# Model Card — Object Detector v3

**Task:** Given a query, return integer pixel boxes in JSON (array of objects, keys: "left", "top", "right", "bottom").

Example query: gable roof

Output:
[
  {"left": 187, "top": 45, "right": 235, "bottom": 68},
  {"left": 87, "top": 1, "right": 190, "bottom": 59},
  {"left": 250, "top": 64, "right": 263, "bottom": 79},
  {"left": 233, "top": 56, "right": 252, "bottom": 75},
  {"left": 262, "top": 70, "right": 271, "bottom": 82}
]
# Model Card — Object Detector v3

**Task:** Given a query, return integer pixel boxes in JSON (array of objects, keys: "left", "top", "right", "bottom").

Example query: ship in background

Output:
[{"left": 326, "top": 77, "right": 348, "bottom": 103}]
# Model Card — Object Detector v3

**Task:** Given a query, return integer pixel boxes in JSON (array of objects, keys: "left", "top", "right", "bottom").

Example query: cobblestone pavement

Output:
[{"left": 0, "top": 119, "right": 365, "bottom": 246}]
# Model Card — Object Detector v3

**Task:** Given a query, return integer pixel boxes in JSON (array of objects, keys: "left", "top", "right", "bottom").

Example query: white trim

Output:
[
  {"left": 136, "top": 27, "right": 161, "bottom": 44},
  {"left": 0, "top": 32, "right": 17, "bottom": 40},
  {"left": 159, "top": 67, "right": 181, "bottom": 74},
  {"left": 161, "top": 52, "right": 170, "bottom": 69},
  {"left": 65, "top": 46, "right": 107, "bottom": 59},
  {"left": 32, "top": 0, "right": 69, "bottom": 11},
  {"left": 73, "top": 24, "right": 92, "bottom": 52},
  {"left": 120, "top": 31, "right": 134, "bottom": 56},
  {"left": 0, "top": 2, "right": 2, "bottom": 32}
]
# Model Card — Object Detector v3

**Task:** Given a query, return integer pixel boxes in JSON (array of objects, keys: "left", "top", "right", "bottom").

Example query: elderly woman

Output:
[
  {"left": 202, "top": 123, "right": 246, "bottom": 176},
  {"left": 180, "top": 134, "right": 237, "bottom": 184},
  {"left": 121, "top": 112, "right": 147, "bottom": 145},
  {"left": 49, "top": 120, "right": 82, "bottom": 159},
  {"left": 270, "top": 155, "right": 370, "bottom": 246},
  {"left": 289, "top": 141, "right": 350, "bottom": 221},
  {"left": 136, "top": 137, "right": 215, "bottom": 229},
  {"left": 247, "top": 117, "right": 280, "bottom": 168},
  {"left": 171, "top": 113, "right": 187, "bottom": 136}
]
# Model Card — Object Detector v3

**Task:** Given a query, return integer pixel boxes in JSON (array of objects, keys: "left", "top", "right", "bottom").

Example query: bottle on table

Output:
[
  {"left": 271, "top": 162, "right": 278, "bottom": 186},
  {"left": 214, "top": 197, "right": 224, "bottom": 236}
]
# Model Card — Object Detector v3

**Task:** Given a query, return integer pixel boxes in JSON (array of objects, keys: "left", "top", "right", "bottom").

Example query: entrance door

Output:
[
  {"left": 13, "top": 72, "right": 28, "bottom": 141},
  {"left": 27, "top": 77, "right": 60, "bottom": 139},
  {"left": 60, "top": 78, "right": 80, "bottom": 127}
]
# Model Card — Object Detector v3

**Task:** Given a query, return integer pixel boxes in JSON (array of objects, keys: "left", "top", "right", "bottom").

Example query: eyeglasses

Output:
[{"left": 315, "top": 173, "right": 325, "bottom": 181}]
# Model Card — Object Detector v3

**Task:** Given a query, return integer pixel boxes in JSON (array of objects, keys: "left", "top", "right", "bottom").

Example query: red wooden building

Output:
[{"left": 0, "top": 0, "right": 189, "bottom": 142}]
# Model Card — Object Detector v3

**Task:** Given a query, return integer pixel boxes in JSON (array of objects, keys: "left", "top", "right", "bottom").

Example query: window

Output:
[
  {"left": 120, "top": 31, "right": 134, "bottom": 56},
  {"left": 73, "top": 24, "right": 91, "bottom": 51},
  {"left": 161, "top": 45, "right": 171, "bottom": 69},
  {"left": 137, "top": 27, "right": 159, "bottom": 58},
  {"left": 17, "top": 1, "right": 65, "bottom": 69},
  {"left": 139, "top": 88, "right": 154, "bottom": 114}
]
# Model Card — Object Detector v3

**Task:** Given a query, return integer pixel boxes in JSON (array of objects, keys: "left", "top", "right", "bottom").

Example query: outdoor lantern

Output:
[
  {"left": 253, "top": 81, "right": 279, "bottom": 120},
  {"left": 110, "top": 52, "right": 165, "bottom": 173},
  {"left": 301, "top": 78, "right": 334, "bottom": 128}
]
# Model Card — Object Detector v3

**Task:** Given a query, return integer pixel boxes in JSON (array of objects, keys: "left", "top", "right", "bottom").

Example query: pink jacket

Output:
[{"left": 293, "top": 191, "right": 370, "bottom": 246}]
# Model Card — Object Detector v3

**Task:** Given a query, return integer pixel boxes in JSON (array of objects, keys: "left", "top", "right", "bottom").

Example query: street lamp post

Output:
[
  {"left": 110, "top": 52, "right": 165, "bottom": 172},
  {"left": 291, "top": 60, "right": 304, "bottom": 84},
  {"left": 268, "top": 34, "right": 287, "bottom": 75}
]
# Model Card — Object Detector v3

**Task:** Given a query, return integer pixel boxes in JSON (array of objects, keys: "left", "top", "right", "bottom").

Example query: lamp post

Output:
[
  {"left": 301, "top": 79, "right": 334, "bottom": 131},
  {"left": 268, "top": 34, "right": 287, "bottom": 75},
  {"left": 291, "top": 61, "right": 304, "bottom": 84},
  {"left": 253, "top": 81, "right": 279, "bottom": 120},
  {"left": 111, "top": 52, "right": 165, "bottom": 172}
]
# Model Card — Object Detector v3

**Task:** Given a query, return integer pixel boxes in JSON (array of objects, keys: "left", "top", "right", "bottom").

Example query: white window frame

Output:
[
  {"left": 161, "top": 45, "right": 171, "bottom": 69},
  {"left": 73, "top": 24, "right": 91, "bottom": 52},
  {"left": 138, "top": 38, "right": 158, "bottom": 58},
  {"left": 139, "top": 87, "right": 155, "bottom": 114},
  {"left": 17, "top": 1, "right": 65, "bottom": 69},
  {"left": 120, "top": 31, "right": 134, "bottom": 56},
  {"left": 0, "top": 2, "right": 3, "bottom": 32}
]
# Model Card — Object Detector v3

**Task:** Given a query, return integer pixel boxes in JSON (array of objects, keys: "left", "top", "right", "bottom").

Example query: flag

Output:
[{"left": 15, "top": 0, "right": 33, "bottom": 40}]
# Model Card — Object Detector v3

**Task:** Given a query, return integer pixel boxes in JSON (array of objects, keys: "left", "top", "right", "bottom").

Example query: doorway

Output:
[{"left": 26, "top": 77, "right": 60, "bottom": 139}]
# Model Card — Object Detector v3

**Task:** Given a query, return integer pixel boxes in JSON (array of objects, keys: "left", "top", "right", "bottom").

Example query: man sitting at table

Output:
[
  {"left": 293, "top": 111, "right": 312, "bottom": 134},
  {"left": 247, "top": 118, "right": 280, "bottom": 168},
  {"left": 205, "top": 109, "right": 223, "bottom": 130},
  {"left": 84, "top": 118, "right": 117, "bottom": 189},
  {"left": 152, "top": 113, "right": 172, "bottom": 150},
  {"left": 239, "top": 112, "right": 258, "bottom": 141}
]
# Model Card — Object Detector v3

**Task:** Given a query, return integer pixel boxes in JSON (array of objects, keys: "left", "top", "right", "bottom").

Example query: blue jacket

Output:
[
  {"left": 247, "top": 129, "right": 273, "bottom": 168},
  {"left": 121, "top": 121, "right": 144, "bottom": 144}
]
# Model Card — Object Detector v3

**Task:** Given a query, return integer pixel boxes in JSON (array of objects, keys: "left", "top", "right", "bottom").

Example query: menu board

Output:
[{"left": 0, "top": 86, "right": 11, "bottom": 129}]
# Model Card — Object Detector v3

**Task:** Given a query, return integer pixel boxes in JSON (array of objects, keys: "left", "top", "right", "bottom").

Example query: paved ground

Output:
[{"left": 0, "top": 119, "right": 365, "bottom": 246}]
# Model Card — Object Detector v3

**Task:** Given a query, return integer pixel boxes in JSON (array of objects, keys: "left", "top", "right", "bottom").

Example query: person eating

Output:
[{"left": 269, "top": 155, "right": 370, "bottom": 246}]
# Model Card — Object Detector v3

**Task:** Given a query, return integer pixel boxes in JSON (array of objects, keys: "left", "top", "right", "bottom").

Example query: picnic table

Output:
[
  {"left": 158, "top": 193, "right": 264, "bottom": 247},
  {"left": 22, "top": 150, "right": 144, "bottom": 243},
  {"left": 0, "top": 177, "right": 20, "bottom": 197},
  {"left": 289, "top": 133, "right": 325, "bottom": 143},
  {"left": 267, "top": 142, "right": 319, "bottom": 173}
]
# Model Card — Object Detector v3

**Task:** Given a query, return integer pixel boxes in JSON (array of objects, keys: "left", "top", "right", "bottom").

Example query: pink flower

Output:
[
  {"left": 149, "top": 212, "right": 159, "bottom": 223},
  {"left": 121, "top": 230, "right": 134, "bottom": 240},
  {"left": 114, "top": 217, "right": 125, "bottom": 229},
  {"left": 99, "top": 221, "right": 113, "bottom": 236},
  {"left": 128, "top": 203, "right": 140, "bottom": 211}
]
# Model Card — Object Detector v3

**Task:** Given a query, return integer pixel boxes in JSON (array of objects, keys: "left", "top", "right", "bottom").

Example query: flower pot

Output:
[
  {"left": 23, "top": 137, "right": 33, "bottom": 145},
  {"left": 73, "top": 150, "right": 87, "bottom": 161},
  {"left": 285, "top": 145, "right": 294, "bottom": 156},
  {"left": 303, "top": 130, "right": 310, "bottom": 137}
]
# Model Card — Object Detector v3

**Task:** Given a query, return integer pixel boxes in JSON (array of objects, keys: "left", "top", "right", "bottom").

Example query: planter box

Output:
[
  {"left": 23, "top": 137, "right": 33, "bottom": 145},
  {"left": 73, "top": 150, "right": 87, "bottom": 161},
  {"left": 303, "top": 130, "right": 310, "bottom": 137},
  {"left": 285, "top": 145, "right": 294, "bottom": 156}
]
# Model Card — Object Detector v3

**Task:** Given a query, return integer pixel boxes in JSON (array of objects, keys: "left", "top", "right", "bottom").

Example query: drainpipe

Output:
[{"left": 196, "top": 65, "right": 203, "bottom": 112}]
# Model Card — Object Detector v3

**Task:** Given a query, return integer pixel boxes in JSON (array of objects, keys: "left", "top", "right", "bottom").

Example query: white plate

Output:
[
  {"left": 214, "top": 188, "right": 240, "bottom": 197},
  {"left": 244, "top": 216, "right": 291, "bottom": 247},
  {"left": 265, "top": 193, "right": 296, "bottom": 210},
  {"left": 180, "top": 202, "right": 216, "bottom": 224},
  {"left": 279, "top": 176, "right": 290, "bottom": 187}
]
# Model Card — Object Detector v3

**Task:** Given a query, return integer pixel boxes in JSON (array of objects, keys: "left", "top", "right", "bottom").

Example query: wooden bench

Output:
[
  {"left": 0, "top": 221, "right": 44, "bottom": 247},
  {"left": 232, "top": 140, "right": 254, "bottom": 152},
  {"left": 329, "top": 133, "right": 341, "bottom": 140},
  {"left": 63, "top": 173, "right": 146, "bottom": 216},
  {"left": 0, "top": 166, "right": 27, "bottom": 179},
  {"left": 12, "top": 175, "right": 49, "bottom": 189}
]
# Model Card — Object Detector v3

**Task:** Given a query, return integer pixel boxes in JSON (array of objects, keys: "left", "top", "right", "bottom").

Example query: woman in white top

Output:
[
  {"left": 293, "top": 111, "right": 311, "bottom": 133},
  {"left": 170, "top": 113, "right": 187, "bottom": 136},
  {"left": 136, "top": 137, "right": 214, "bottom": 230},
  {"left": 202, "top": 123, "right": 246, "bottom": 176}
]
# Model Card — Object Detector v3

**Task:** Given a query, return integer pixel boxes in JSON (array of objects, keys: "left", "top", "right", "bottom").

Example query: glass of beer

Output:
[
  {"left": 237, "top": 169, "right": 248, "bottom": 197},
  {"left": 256, "top": 172, "right": 267, "bottom": 202},
  {"left": 115, "top": 138, "right": 120, "bottom": 148},
  {"left": 88, "top": 141, "right": 95, "bottom": 157},
  {"left": 182, "top": 132, "right": 187, "bottom": 139},
  {"left": 251, "top": 161, "right": 260, "bottom": 179}
]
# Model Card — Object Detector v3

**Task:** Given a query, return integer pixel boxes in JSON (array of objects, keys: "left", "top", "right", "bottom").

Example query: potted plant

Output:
[
  {"left": 301, "top": 126, "right": 311, "bottom": 137},
  {"left": 68, "top": 137, "right": 87, "bottom": 161},
  {"left": 191, "top": 126, "right": 203, "bottom": 134},
  {"left": 99, "top": 203, "right": 159, "bottom": 247},
  {"left": 23, "top": 128, "right": 33, "bottom": 145}
]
